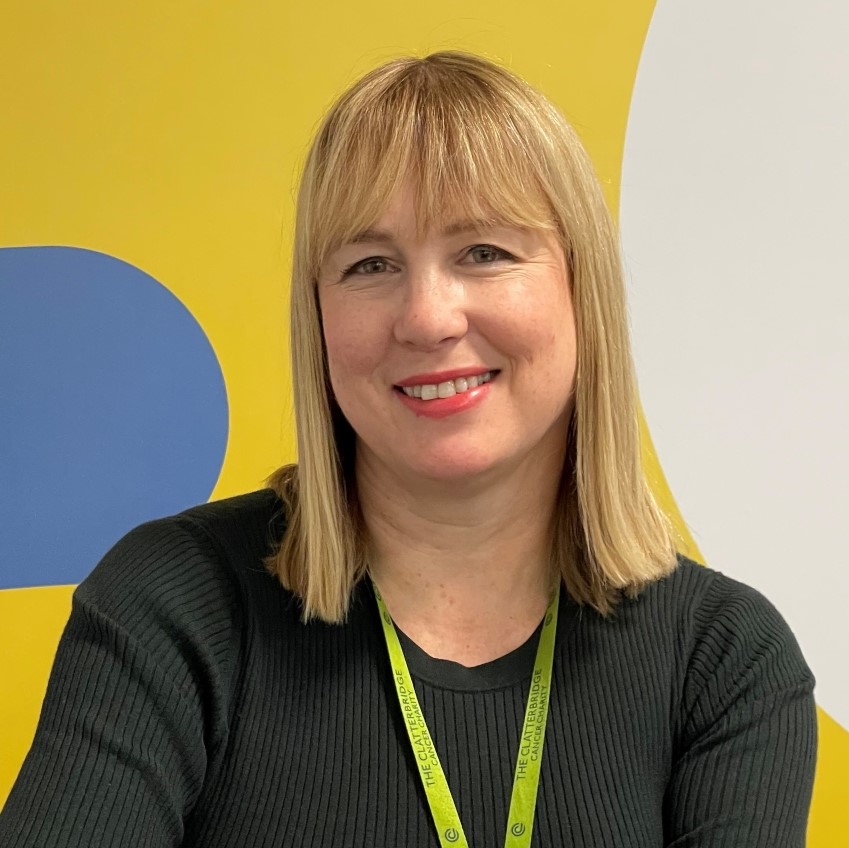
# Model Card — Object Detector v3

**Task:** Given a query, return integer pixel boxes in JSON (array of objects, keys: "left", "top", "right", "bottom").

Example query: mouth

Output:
[{"left": 394, "top": 370, "right": 499, "bottom": 401}]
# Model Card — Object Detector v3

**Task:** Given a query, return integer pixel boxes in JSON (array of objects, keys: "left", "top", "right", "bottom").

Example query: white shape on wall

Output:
[{"left": 621, "top": 0, "right": 849, "bottom": 728}]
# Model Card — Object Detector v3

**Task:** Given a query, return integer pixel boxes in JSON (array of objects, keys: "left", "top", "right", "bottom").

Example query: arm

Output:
[
  {"left": 0, "top": 517, "right": 239, "bottom": 847},
  {"left": 664, "top": 574, "right": 817, "bottom": 847}
]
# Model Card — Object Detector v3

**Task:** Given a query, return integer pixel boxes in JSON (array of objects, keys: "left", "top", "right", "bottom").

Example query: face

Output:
[{"left": 317, "top": 185, "right": 578, "bottom": 486}]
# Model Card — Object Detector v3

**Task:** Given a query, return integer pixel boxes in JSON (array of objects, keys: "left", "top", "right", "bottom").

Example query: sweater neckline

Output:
[{"left": 361, "top": 581, "right": 577, "bottom": 692}]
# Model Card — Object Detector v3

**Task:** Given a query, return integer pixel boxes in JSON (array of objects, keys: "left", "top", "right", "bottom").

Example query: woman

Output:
[{"left": 0, "top": 52, "right": 816, "bottom": 847}]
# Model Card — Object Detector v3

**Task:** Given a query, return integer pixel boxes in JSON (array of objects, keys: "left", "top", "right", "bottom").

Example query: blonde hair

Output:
[{"left": 267, "top": 51, "right": 678, "bottom": 622}]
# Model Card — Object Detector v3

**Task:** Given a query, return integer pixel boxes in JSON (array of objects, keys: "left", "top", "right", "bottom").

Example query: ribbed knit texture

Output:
[{"left": 0, "top": 489, "right": 817, "bottom": 847}]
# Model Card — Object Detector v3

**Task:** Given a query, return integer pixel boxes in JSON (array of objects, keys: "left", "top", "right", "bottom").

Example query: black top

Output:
[{"left": 0, "top": 489, "right": 817, "bottom": 847}]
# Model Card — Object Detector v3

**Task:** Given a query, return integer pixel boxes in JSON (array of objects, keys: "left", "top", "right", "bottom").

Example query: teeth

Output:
[
  {"left": 437, "top": 381, "right": 456, "bottom": 398},
  {"left": 400, "top": 371, "right": 494, "bottom": 401}
]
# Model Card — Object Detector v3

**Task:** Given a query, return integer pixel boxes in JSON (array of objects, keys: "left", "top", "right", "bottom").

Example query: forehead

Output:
[
  {"left": 338, "top": 181, "right": 553, "bottom": 246},
  {"left": 310, "top": 164, "right": 558, "bottom": 280},
  {"left": 347, "top": 217, "right": 517, "bottom": 245},
  {"left": 304, "top": 63, "right": 565, "bottom": 273}
]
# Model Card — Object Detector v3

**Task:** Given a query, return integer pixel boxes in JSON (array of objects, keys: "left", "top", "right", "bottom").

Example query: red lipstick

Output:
[
  {"left": 395, "top": 367, "right": 492, "bottom": 388},
  {"left": 394, "top": 369, "right": 498, "bottom": 419}
]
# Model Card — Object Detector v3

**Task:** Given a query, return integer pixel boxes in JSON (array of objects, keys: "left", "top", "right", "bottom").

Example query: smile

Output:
[{"left": 398, "top": 371, "right": 496, "bottom": 400}]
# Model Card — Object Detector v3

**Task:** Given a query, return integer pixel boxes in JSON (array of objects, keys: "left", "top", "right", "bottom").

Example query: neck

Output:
[{"left": 357, "top": 447, "right": 563, "bottom": 664}]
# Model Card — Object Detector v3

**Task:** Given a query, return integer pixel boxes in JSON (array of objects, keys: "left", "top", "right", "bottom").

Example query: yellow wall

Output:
[{"left": 1, "top": 2, "right": 844, "bottom": 842}]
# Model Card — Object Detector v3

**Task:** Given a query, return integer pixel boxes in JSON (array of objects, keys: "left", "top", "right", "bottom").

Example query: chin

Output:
[{"left": 406, "top": 447, "right": 502, "bottom": 483}]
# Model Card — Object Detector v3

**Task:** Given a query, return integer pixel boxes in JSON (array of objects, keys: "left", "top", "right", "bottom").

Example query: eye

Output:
[
  {"left": 465, "top": 244, "right": 514, "bottom": 264},
  {"left": 342, "top": 256, "right": 393, "bottom": 276}
]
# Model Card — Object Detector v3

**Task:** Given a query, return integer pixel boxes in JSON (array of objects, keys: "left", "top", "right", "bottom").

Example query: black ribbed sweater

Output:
[{"left": 0, "top": 489, "right": 817, "bottom": 847}]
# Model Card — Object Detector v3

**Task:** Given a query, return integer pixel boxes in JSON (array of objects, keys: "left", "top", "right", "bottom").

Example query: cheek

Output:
[
  {"left": 320, "top": 298, "right": 387, "bottom": 392},
  {"left": 496, "top": 288, "right": 576, "bottom": 377}
]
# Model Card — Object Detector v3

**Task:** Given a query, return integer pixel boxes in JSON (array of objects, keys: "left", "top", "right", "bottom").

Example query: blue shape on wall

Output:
[{"left": 0, "top": 246, "right": 229, "bottom": 589}]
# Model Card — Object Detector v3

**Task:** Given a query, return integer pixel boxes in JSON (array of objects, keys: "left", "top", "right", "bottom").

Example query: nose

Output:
[{"left": 392, "top": 266, "right": 469, "bottom": 350}]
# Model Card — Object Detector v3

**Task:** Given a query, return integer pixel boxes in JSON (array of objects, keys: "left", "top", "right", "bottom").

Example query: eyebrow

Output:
[{"left": 347, "top": 219, "right": 505, "bottom": 245}]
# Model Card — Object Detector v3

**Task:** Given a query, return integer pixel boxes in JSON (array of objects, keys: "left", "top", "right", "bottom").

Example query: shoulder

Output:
[
  {"left": 637, "top": 556, "right": 815, "bottom": 732},
  {"left": 628, "top": 554, "right": 792, "bottom": 633},
  {"left": 75, "top": 488, "right": 290, "bottom": 645},
  {"left": 579, "top": 557, "right": 808, "bottom": 681},
  {"left": 648, "top": 557, "right": 810, "bottom": 671}
]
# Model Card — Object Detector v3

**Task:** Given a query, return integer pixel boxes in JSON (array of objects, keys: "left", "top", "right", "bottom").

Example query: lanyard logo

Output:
[{"left": 374, "top": 580, "right": 559, "bottom": 848}]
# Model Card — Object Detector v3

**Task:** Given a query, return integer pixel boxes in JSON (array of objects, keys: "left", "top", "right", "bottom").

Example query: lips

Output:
[
  {"left": 394, "top": 367, "right": 496, "bottom": 388},
  {"left": 398, "top": 371, "right": 495, "bottom": 400},
  {"left": 393, "top": 370, "right": 499, "bottom": 419}
]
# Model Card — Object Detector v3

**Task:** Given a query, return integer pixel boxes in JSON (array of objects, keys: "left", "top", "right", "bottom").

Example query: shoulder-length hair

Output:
[{"left": 266, "top": 51, "right": 678, "bottom": 623}]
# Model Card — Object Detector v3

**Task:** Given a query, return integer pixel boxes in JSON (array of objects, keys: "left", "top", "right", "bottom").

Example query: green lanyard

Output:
[{"left": 373, "top": 581, "right": 559, "bottom": 848}]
